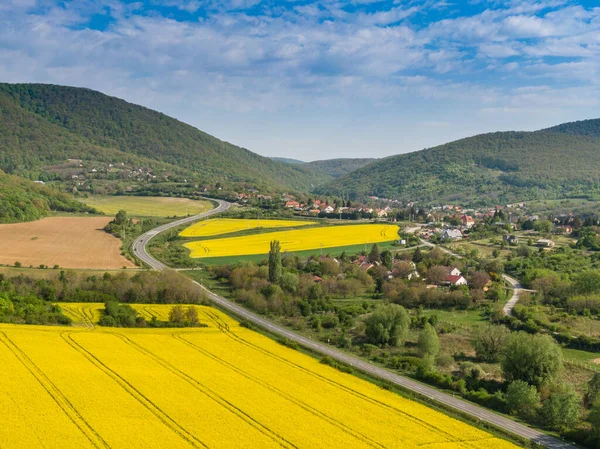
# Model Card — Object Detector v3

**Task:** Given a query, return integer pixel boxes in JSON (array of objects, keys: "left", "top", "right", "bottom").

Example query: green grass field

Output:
[
  {"left": 80, "top": 195, "right": 213, "bottom": 217},
  {"left": 562, "top": 348, "right": 600, "bottom": 372}
]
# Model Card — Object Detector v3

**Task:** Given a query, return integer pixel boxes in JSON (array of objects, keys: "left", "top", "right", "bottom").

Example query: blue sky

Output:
[{"left": 1, "top": 0, "right": 599, "bottom": 161}]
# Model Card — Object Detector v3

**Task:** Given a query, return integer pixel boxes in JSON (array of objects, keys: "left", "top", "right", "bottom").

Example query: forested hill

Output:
[
  {"left": 272, "top": 157, "right": 377, "bottom": 178},
  {"left": 306, "top": 158, "right": 377, "bottom": 178},
  {"left": 0, "top": 170, "right": 95, "bottom": 223},
  {"left": 543, "top": 118, "right": 600, "bottom": 138},
  {"left": 0, "top": 83, "right": 329, "bottom": 191},
  {"left": 314, "top": 122, "right": 600, "bottom": 205}
]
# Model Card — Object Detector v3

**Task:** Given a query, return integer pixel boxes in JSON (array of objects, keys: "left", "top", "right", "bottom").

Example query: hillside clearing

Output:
[
  {"left": 0, "top": 217, "right": 136, "bottom": 269},
  {"left": 79, "top": 196, "right": 212, "bottom": 217},
  {"left": 0, "top": 304, "right": 520, "bottom": 449}
]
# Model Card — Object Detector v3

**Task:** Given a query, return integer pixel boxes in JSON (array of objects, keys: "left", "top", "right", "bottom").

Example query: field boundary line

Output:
[
  {"left": 0, "top": 332, "right": 111, "bottom": 449},
  {"left": 112, "top": 332, "right": 298, "bottom": 449},
  {"left": 61, "top": 332, "right": 208, "bottom": 449}
]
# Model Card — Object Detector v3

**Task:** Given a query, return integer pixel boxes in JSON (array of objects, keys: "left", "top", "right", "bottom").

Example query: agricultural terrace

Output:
[
  {"left": 184, "top": 224, "right": 401, "bottom": 258},
  {"left": 0, "top": 217, "right": 136, "bottom": 269},
  {"left": 179, "top": 218, "right": 317, "bottom": 237},
  {"left": 80, "top": 196, "right": 212, "bottom": 217},
  {"left": 0, "top": 303, "right": 520, "bottom": 449}
]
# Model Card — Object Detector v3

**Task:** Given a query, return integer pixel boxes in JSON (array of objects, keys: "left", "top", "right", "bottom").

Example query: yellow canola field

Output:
[
  {"left": 179, "top": 218, "right": 317, "bottom": 238},
  {"left": 0, "top": 304, "right": 522, "bottom": 449},
  {"left": 184, "top": 223, "right": 400, "bottom": 258}
]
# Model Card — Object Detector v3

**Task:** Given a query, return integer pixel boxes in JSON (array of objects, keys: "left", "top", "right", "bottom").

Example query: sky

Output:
[{"left": 1, "top": 0, "right": 599, "bottom": 161}]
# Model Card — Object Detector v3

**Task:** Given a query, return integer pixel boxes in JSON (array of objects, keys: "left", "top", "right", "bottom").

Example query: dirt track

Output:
[{"left": 0, "top": 217, "right": 137, "bottom": 269}]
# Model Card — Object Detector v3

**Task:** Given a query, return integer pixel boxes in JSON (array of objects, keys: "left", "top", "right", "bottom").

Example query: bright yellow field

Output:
[
  {"left": 80, "top": 196, "right": 212, "bottom": 217},
  {"left": 184, "top": 224, "right": 400, "bottom": 258},
  {"left": 179, "top": 218, "right": 317, "bottom": 237},
  {"left": 0, "top": 303, "right": 520, "bottom": 449}
]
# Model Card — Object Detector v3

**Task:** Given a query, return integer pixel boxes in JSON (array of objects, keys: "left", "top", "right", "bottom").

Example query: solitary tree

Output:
[
  {"left": 268, "top": 240, "right": 282, "bottom": 284},
  {"left": 364, "top": 304, "right": 410, "bottom": 347},
  {"left": 185, "top": 306, "right": 199, "bottom": 325},
  {"left": 381, "top": 250, "right": 393, "bottom": 270},
  {"left": 368, "top": 244, "right": 381, "bottom": 263},
  {"left": 472, "top": 324, "right": 510, "bottom": 362},
  {"left": 412, "top": 247, "right": 423, "bottom": 263},
  {"left": 418, "top": 323, "right": 440, "bottom": 358},
  {"left": 115, "top": 209, "right": 128, "bottom": 225},
  {"left": 506, "top": 380, "right": 540, "bottom": 420},
  {"left": 426, "top": 265, "right": 448, "bottom": 285},
  {"left": 539, "top": 384, "right": 580, "bottom": 431},
  {"left": 533, "top": 219, "right": 553, "bottom": 234},
  {"left": 501, "top": 332, "right": 563, "bottom": 387},
  {"left": 169, "top": 305, "right": 185, "bottom": 324}
]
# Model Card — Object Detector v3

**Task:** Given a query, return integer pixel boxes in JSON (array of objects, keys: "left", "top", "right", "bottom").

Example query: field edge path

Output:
[{"left": 137, "top": 207, "right": 574, "bottom": 449}]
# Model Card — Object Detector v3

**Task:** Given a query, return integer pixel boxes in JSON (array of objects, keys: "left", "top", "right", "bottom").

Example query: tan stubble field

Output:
[{"left": 0, "top": 217, "right": 137, "bottom": 269}]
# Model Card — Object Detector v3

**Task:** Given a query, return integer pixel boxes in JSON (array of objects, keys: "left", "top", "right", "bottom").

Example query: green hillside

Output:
[
  {"left": 270, "top": 157, "right": 306, "bottom": 165},
  {"left": 0, "top": 83, "right": 328, "bottom": 191},
  {"left": 315, "top": 123, "right": 600, "bottom": 205},
  {"left": 270, "top": 157, "right": 375, "bottom": 179},
  {"left": 543, "top": 118, "right": 600, "bottom": 138},
  {"left": 0, "top": 170, "right": 95, "bottom": 223},
  {"left": 306, "top": 158, "right": 377, "bottom": 178}
]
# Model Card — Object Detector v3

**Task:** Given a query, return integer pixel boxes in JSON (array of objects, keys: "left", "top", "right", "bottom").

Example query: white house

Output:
[
  {"left": 444, "top": 275, "right": 468, "bottom": 286},
  {"left": 449, "top": 267, "right": 461, "bottom": 276},
  {"left": 441, "top": 229, "right": 463, "bottom": 240}
]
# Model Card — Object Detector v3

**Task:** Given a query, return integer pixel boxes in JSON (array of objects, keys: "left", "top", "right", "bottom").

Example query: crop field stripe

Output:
[
  {"left": 60, "top": 332, "right": 207, "bottom": 449},
  {"left": 173, "top": 333, "right": 386, "bottom": 449},
  {"left": 112, "top": 332, "right": 297, "bottom": 449},
  {"left": 78, "top": 307, "right": 95, "bottom": 329},
  {"left": 229, "top": 327, "right": 461, "bottom": 443},
  {"left": 0, "top": 332, "right": 111, "bottom": 449},
  {"left": 198, "top": 310, "right": 460, "bottom": 443}
]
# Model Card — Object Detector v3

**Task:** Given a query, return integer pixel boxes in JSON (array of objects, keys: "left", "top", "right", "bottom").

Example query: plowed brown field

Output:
[{"left": 0, "top": 217, "right": 136, "bottom": 269}]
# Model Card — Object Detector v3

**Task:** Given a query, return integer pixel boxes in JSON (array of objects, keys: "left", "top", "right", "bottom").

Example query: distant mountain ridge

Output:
[
  {"left": 315, "top": 120, "right": 600, "bottom": 205},
  {"left": 272, "top": 156, "right": 377, "bottom": 179},
  {"left": 0, "top": 83, "right": 329, "bottom": 192}
]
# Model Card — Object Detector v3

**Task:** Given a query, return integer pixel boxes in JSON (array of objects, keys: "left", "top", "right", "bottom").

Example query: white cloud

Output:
[{"left": 0, "top": 0, "right": 598, "bottom": 158}]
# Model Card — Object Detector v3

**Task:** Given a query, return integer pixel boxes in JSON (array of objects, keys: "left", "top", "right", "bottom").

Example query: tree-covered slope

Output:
[
  {"left": 0, "top": 170, "right": 95, "bottom": 223},
  {"left": 0, "top": 83, "right": 328, "bottom": 191},
  {"left": 543, "top": 118, "right": 600, "bottom": 138},
  {"left": 270, "top": 157, "right": 306, "bottom": 165},
  {"left": 270, "top": 157, "right": 376, "bottom": 180},
  {"left": 315, "top": 127, "right": 600, "bottom": 205},
  {"left": 305, "top": 158, "right": 377, "bottom": 178}
]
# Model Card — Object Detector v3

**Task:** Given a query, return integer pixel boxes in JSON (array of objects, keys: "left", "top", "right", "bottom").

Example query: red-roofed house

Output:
[
  {"left": 285, "top": 201, "right": 300, "bottom": 208},
  {"left": 460, "top": 215, "right": 475, "bottom": 228},
  {"left": 444, "top": 275, "right": 468, "bottom": 286}
]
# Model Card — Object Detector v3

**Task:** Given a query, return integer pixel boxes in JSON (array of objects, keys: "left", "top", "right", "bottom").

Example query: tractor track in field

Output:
[
  {"left": 0, "top": 332, "right": 111, "bottom": 449},
  {"left": 60, "top": 332, "right": 208, "bottom": 449}
]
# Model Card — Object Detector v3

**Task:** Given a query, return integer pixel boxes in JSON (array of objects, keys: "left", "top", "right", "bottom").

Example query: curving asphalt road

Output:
[
  {"left": 132, "top": 198, "right": 231, "bottom": 270},
  {"left": 135, "top": 207, "right": 574, "bottom": 449}
]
